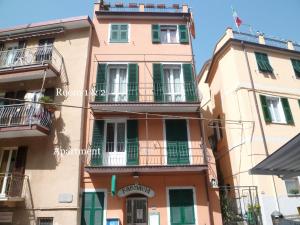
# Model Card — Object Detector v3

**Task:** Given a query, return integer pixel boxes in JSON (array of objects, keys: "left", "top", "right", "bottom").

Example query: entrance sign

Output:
[{"left": 117, "top": 184, "right": 155, "bottom": 198}]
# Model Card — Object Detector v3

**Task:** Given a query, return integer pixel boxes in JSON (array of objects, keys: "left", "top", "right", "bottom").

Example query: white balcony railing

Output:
[
  {"left": 0, "top": 103, "right": 52, "bottom": 129},
  {"left": 0, "top": 173, "right": 28, "bottom": 200},
  {"left": 0, "top": 46, "right": 63, "bottom": 73}
]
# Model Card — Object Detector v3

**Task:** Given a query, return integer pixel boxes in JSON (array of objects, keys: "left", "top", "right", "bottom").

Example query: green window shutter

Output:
[
  {"left": 183, "top": 64, "right": 197, "bottom": 102},
  {"left": 95, "top": 64, "right": 107, "bottom": 102},
  {"left": 153, "top": 63, "right": 164, "bottom": 102},
  {"left": 169, "top": 189, "right": 195, "bottom": 225},
  {"left": 128, "top": 64, "right": 139, "bottom": 102},
  {"left": 81, "top": 192, "right": 104, "bottom": 225},
  {"left": 165, "top": 120, "right": 189, "bottom": 165},
  {"left": 110, "top": 24, "right": 128, "bottom": 42},
  {"left": 281, "top": 98, "right": 294, "bottom": 125},
  {"left": 119, "top": 24, "right": 128, "bottom": 42},
  {"left": 127, "top": 120, "right": 139, "bottom": 165},
  {"left": 291, "top": 59, "right": 300, "bottom": 78},
  {"left": 255, "top": 52, "right": 273, "bottom": 73},
  {"left": 179, "top": 25, "right": 189, "bottom": 44},
  {"left": 91, "top": 120, "right": 104, "bottom": 166},
  {"left": 259, "top": 95, "right": 272, "bottom": 123},
  {"left": 152, "top": 24, "right": 161, "bottom": 43}
]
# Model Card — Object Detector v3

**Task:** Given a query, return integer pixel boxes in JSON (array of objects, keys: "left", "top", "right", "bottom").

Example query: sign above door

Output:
[{"left": 117, "top": 184, "right": 155, "bottom": 198}]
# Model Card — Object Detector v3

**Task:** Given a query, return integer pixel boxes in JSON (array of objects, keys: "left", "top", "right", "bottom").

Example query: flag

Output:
[{"left": 232, "top": 7, "right": 243, "bottom": 28}]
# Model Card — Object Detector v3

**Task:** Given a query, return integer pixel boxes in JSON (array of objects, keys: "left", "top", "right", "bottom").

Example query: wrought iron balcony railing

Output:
[
  {"left": 0, "top": 46, "right": 63, "bottom": 73},
  {"left": 0, "top": 173, "right": 28, "bottom": 200},
  {"left": 0, "top": 103, "right": 52, "bottom": 129},
  {"left": 90, "top": 82, "right": 199, "bottom": 103},
  {"left": 85, "top": 141, "right": 205, "bottom": 167}
]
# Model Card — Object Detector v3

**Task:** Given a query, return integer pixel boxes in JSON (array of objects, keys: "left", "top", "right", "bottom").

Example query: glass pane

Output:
[
  {"left": 117, "top": 123, "right": 125, "bottom": 152},
  {"left": 161, "top": 30, "right": 168, "bottom": 43},
  {"left": 0, "top": 151, "right": 9, "bottom": 173},
  {"left": 163, "top": 69, "right": 172, "bottom": 93},
  {"left": 111, "top": 31, "right": 118, "bottom": 40},
  {"left": 120, "top": 25, "right": 128, "bottom": 30},
  {"left": 173, "top": 69, "right": 181, "bottom": 93},
  {"left": 170, "top": 30, "right": 177, "bottom": 43},
  {"left": 108, "top": 69, "right": 117, "bottom": 93},
  {"left": 106, "top": 123, "right": 115, "bottom": 152},
  {"left": 120, "top": 31, "right": 127, "bottom": 40},
  {"left": 111, "top": 25, "right": 119, "bottom": 30},
  {"left": 119, "top": 69, "right": 127, "bottom": 93}
]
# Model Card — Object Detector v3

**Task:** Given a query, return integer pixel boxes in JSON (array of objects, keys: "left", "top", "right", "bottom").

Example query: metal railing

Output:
[
  {"left": 91, "top": 82, "right": 199, "bottom": 103},
  {"left": 0, "top": 173, "right": 28, "bottom": 200},
  {"left": 85, "top": 141, "right": 205, "bottom": 167},
  {"left": 0, "top": 46, "right": 63, "bottom": 73},
  {"left": 0, "top": 103, "right": 52, "bottom": 129}
]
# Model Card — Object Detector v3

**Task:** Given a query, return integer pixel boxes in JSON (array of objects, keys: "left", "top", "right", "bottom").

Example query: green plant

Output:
[
  {"left": 289, "top": 189, "right": 300, "bottom": 195},
  {"left": 39, "top": 96, "right": 57, "bottom": 112}
]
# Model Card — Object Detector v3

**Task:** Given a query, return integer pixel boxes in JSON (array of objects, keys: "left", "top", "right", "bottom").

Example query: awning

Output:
[{"left": 250, "top": 133, "right": 300, "bottom": 178}]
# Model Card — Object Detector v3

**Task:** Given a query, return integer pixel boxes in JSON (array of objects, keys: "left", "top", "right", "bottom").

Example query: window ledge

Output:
[
  {"left": 109, "top": 41, "right": 129, "bottom": 44},
  {"left": 267, "top": 121, "right": 289, "bottom": 125},
  {"left": 287, "top": 194, "right": 300, "bottom": 197}
]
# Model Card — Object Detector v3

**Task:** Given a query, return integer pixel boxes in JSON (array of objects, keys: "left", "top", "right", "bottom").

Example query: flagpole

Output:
[{"left": 231, "top": 5, "right": 240, "bottom": 33}]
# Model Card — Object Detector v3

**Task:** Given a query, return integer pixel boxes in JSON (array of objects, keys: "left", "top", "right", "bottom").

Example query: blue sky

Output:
[{"left": 0, "top": 0, "right": 299, "bottom": 72}]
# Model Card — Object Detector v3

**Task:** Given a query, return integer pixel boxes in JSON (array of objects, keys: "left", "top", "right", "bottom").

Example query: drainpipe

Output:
[
  {"left": 241, "top": 42, "right": 280, "bottom": 212},
  {"left": 199, "top": 110, "right": 214, "bottom": 225}
]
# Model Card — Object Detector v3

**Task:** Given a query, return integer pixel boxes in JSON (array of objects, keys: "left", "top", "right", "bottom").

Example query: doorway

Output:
[{"left": 126, "top": 197, "right": 147, "bottom": 225}]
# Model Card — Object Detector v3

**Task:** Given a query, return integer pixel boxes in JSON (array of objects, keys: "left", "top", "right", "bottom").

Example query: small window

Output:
[
  {"left": 110, "top": 24, "right": 128, "bottom": 43},
  {"left": 291, "top": 58, "right": 300, "bottom": 78},
  {"left": 105, "top": 121, "right": 126, "bottom": 153},
  {"left": 160, "top": 25, "right": 178, "bottom": 44},
  {"left": 284, "top": 178, "right": 300, "bottom": 195},
  {"left": 255, "top": 52, "right": 273, "bottom": 73},
  {"left": 107, "top": 65, "right": 128, "bottom": 102},
  {"left": 266, "top": 96, "right": 286, "bottom": 123},
  {"left": 38, "top": 217, "right": 53, "bottom": 225}
]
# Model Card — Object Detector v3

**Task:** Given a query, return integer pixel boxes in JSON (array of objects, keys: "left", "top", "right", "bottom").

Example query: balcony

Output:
[
  {"left": 0, "top": 104, "right": 52, "bottom": 138},
  {"left": 0, "top": 46, "right": 63, "bottom": 83},
  {"left": 84, "top": 141, "right": 207, "bottom": 174},
  {"left": 0, "top": 173, "right": 28, "bottom": 202},
  {"left": 90, "top": 82, "right": 200, "bottom": 113}
]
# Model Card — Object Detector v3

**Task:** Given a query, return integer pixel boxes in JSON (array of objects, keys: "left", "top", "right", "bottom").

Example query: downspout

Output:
[
  {"left": 241, "top": 42, "right": 280, "bottom": 211},
  {"left": 199, "top": 110, "right": 215, "bottom": 225}
]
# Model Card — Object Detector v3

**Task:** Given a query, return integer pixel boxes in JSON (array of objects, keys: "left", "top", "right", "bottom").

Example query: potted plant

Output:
[{"left": 39, "top": 96, "right": 57, "bottom": 112}]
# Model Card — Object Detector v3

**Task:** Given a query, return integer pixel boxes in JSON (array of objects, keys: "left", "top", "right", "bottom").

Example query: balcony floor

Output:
[
  {"left": 90, "top": 102, "right": 201, "bottom": 113},
  {"left": 85, "top": 164, "right": 208, "bottom": 175},
  {"left": 0, "top": 124, "right": 50, "bottom": 139}
]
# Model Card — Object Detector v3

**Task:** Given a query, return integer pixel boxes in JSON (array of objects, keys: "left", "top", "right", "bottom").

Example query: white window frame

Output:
[
  {"left": 162, "top": 63, "right": 185, "bottom": 102},
  {"left": 108, "top": 23, "right": 130, "bottom": 43},
  {"left": 265, "top": 96, "right": 286, "bottom": 123},
  {"left": 104, "top": 119, "right": 127, "bottom": 154},
  {"left": 160, "top": 25, "right": 179, "bottom": 44},
  {"left": 106, "top": 64, "right": 128, "bottom": 102},
  {"left": 166, "top": 186, "right": 198, "bottom": 225}
]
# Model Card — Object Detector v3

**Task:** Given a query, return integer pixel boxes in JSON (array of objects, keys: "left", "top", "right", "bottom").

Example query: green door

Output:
[
  {"left": 81, "top": 192, "right": 104, "bottom": 225},
  {"left": 169, "top": 189, "right": 195, "bottom": 225},
  {"left": 165, "top": 120, "right": 189, "bottom": 165}
]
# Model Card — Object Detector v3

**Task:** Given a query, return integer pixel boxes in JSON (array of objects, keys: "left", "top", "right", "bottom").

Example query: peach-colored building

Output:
[
  {"left": 198, "top": 28, "right": 300, "bottom": 225},
  {"left": 82, "top": 2, "right": 222, "bottom": 225},
  {"left": 0, "top": 17, "right": 92, "bottom": 224}
]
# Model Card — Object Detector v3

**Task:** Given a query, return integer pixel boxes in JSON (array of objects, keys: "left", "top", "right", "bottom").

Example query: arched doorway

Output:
[{"left": 126, "top": 194, "right": 148, "bottom": 225}]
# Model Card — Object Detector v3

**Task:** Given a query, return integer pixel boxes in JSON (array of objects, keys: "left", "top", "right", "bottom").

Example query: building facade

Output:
[
  {"left": 198, "top": 28, "right": 300, "bottom": 225},
  {"left": 82, "top": 2, "right": 222, "bottom": 225},
  {"left": 0, "top": 17, "right": 92, "bottom": 224}
]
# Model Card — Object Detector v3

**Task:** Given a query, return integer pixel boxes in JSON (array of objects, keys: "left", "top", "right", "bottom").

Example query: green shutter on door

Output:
[
  {"left": 165, "top": 120, "right": 189, "bottom": 165},
  {"left": 91, "top": 120, "right": 104, "bottom": 166},
  {"left": 81, "top": 192, "right": 104, "bottom": 225},
  {"left": 179, "top": 25, "right": 189, "bottom": 44},
  {"left": 153, "top": 63, "right": 164, "bottom": 102},
  {"left": 152, "top": 24, "right": 161, "bottom": 43},
  {"left": 291, "top": 59, "right": 300, "bottom": 78},
  {"left": 169, "top": 189, "right": 195, "bottom": 225},
  {"left": 281, "top": 98, "right": 294, "bottom": 125},
  {"left": 259, "top": 95, "right": 272, "bottom": 123},
  {"left": 255, "top": 52, "right": 273, "bottom": 73},
  {"left": 95, "top": 64, "right": 107, "bottom": 102},
  {"left": 128, "top": 64, "right": 139, "bottom": 102},
  {"left": 127, "top": 120, "right": 139, "bottom": 165},
  {"left": 183, "top": 64, "right": 197, "bottom": 102}
]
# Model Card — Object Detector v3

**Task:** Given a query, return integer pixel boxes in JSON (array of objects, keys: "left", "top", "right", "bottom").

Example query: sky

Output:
[{"left": 0, "top": 0, "right": 299, "bottom": 73}]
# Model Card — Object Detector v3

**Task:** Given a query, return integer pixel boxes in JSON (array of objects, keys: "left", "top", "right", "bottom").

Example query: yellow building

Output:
[
  {"left": 198, "top": 28, "right": 300, "bottom": 225},
  {"left": 0, "top": 17, "right": 92, "bottom": 224}
]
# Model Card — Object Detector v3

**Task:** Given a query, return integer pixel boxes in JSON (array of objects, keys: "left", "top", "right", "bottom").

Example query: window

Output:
[
  {"left": 255, "top": 52, "right": 273, "bottom": 73},
  {"left": 38, "top": 217, "right": 53, "bottom": 225},
  {"left": 291, "top": 58, "right": 300, "bottom": 78},
  {"left": 110, "top": 24, "right": 128, "bottom": 43},
  {"left": 260, "top": 95, "right": 294, "bottom": 124},
  {"left": 284, "top": 178, "right": 300, "bottom": 195},
  {"left": 163, "top": 65, "right": 184, "bottom": 102},
  {"left": 106, "top": 65, "right": 128, "bottom": 102},
  {"left": 160, "top": 25, "right": 178, "bottom": 44},
  {"left": 105, "top": 121, "right": 126, "bottom": 153}
]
